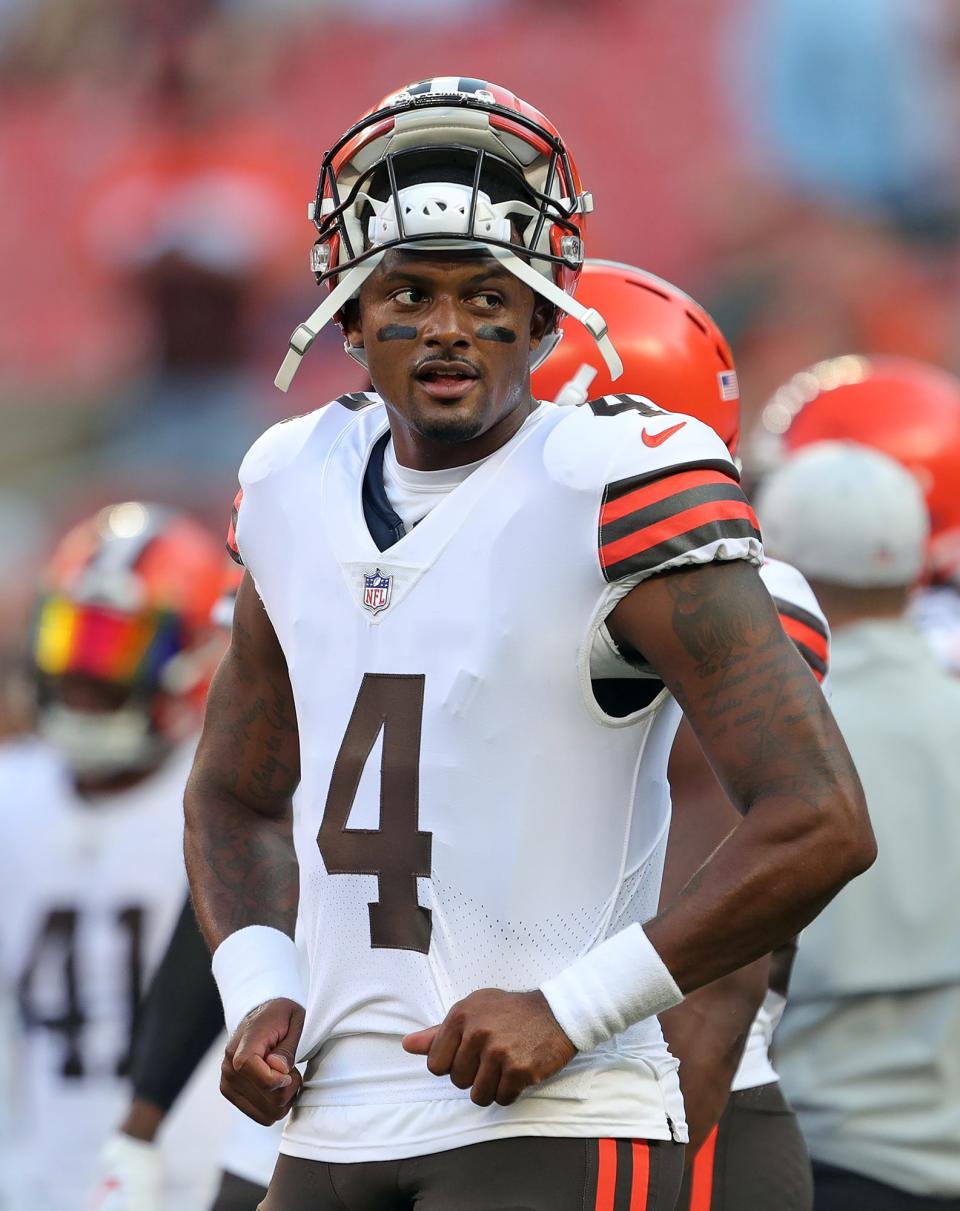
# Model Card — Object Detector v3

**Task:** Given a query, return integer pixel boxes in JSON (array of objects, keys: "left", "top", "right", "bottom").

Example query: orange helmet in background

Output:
[
  {"left": 30, "top": 502, "right": 228, "bottom": 777},
  {"left": 754, "top": 356, "right": 960, "bottom": 583},
  {"left": 531, "top": 259, "right": 740, "bottom": 454}
]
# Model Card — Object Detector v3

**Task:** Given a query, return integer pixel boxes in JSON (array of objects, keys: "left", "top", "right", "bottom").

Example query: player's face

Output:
[
  {"left": 50, "top": 674, "right": 131, "bottom": 713},
  {"left": 347, "top": 250, "right": 550, "bottom": 456}
]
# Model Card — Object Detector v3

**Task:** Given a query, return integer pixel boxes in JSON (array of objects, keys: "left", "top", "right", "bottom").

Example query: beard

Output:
[{"left": 405, "top": 399, "right": 489, "bottom": 445}]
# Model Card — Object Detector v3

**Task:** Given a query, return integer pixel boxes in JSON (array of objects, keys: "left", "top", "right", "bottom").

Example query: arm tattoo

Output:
[
  {"left": 185, "top": 593, "right": 302, "bottom": 948},
  {"left": 661, "top": 567, "right": 842, "bottom": 810}
]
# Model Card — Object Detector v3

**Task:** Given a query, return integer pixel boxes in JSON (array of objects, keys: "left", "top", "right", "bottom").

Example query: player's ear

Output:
[
  {"left": 529, "top": 298, "right": 555, "bottom": 350},
  {"left": 341, "top": 299, "right": 363, "bottom": 350}
]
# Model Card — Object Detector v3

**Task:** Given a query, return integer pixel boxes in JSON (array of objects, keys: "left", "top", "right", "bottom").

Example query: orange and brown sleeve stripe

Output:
[
  {"left": 599, "top": 460, "right": 760, "bottom": 583},
  {"left": 226, "top": 488, "right": 244, "bottom": 567},
  {"left": 774, "top": 597, "right": 829, "bottom": 682}
]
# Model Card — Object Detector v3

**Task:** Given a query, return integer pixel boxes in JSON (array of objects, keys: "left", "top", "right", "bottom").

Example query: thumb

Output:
[
  {"left": 402, "top": 1025, "right": 440, "bottom": 1055},
  {"left": 265, "top": 999, "right": 305, "bottom": 1075}
]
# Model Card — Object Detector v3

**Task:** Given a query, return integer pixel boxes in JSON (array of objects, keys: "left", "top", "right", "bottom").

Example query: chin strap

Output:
[
  {"left": 274, "top": 254, "right": 384, "bottom": 392},
  {"left": 275, "top": 242, "right": 624, "bottom": 391},
  {"left": 488, "top": 247, "right": 623, "bottom": 383}
]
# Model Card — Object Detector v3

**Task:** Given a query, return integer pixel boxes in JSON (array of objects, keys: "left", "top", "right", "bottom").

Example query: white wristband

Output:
[
  {"left": 211, "top": 926, "right": 307, "bottom": 1037},
  {"left": 540, "top": 924, "right": 683, "bottom": 1053}
]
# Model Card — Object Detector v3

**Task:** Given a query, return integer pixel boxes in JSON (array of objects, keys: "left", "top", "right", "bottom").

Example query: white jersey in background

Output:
[
  {"left": 232, "top": 392, "right": 763, "bottom": 1164},
  {"left": 910, "top": 584, "right": 960, "bottom": 677},
  {"left": 0, "top": 736, "right": 224, "bottom": 1211}
]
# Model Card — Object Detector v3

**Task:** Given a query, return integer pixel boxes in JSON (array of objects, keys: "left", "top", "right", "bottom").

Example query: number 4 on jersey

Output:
[{"left": 317, "top": 673, "right": 433, "bottom": 953}]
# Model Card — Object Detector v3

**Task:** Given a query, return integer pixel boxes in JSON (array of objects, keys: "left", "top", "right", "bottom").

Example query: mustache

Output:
[{"left": 411, "top": 353, "right": 482, "bottom": 378}]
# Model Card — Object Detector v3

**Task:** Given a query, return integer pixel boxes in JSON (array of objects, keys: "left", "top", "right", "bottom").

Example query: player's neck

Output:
[{"left": 388, "top": 395, "right": 537, "bottom": 472}]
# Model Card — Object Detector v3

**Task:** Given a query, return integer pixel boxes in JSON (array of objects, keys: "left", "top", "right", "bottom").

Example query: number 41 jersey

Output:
[
  {"left": 233, "top": 396, "right": 763, "bottom": 1163},
  {"left": 0, "top": 737, "right": 221, "bottom": 1211}
]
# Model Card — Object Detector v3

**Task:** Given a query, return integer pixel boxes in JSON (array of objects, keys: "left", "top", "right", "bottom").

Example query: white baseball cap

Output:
[{"left": 755, "top": 441, "right": 930, "bottom": 587}]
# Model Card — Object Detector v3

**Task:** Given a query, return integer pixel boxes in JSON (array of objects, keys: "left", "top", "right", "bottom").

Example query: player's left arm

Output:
[{"left": 609, "top": 558, "right": 875, "bottom": 990}]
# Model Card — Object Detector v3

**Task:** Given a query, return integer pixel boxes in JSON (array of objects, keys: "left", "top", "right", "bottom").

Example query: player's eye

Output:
[
  {"left": 469, "top": 292, "right": 503, "bottom": 310},
  {"left": 393, "top": 288, "right": 426, "bottom": 306}
]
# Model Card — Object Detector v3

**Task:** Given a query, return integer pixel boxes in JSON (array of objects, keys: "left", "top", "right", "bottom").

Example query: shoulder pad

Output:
[{"left": 543, "top": 397, "right": 738, "bottom": 493}]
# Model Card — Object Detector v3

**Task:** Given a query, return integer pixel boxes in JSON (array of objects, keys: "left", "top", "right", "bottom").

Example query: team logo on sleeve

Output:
[{"left": 362, "top": 569, "right": 393, "bottom": 614}]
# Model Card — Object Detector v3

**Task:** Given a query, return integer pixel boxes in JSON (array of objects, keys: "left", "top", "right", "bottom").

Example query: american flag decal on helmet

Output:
[
  {"left": 599, "top": 460, "right": 760, "bottom": 582},
  {"left": 718, "top": 370, "right": 739, "bottom": 401}
]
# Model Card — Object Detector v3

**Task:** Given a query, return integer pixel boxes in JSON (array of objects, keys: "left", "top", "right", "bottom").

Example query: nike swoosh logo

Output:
[{"left": 641, "top": 420, "right": 687, "bottom": 447}]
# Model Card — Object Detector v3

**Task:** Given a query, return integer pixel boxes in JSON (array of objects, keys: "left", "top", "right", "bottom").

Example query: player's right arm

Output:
[{"left": 183, "top": 570, "right": 304, "bottom": 1125}]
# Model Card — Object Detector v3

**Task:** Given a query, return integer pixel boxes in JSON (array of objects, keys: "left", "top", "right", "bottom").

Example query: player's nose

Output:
[{"left": 422, "top": 295, "right": 471, "bottom": 352}]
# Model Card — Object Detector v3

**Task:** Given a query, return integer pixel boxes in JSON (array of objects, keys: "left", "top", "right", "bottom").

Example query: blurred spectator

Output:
[
  {"left": 756, "top": 443, "right": 960, "bottom": 1211},
  {"left": 724, "top": 0, "right": 960, "bottom": 221}
]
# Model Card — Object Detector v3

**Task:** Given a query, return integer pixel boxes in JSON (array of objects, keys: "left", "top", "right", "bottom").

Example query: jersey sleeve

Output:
[
  {"left": 225, "top": 488, "right": 244, "bottom": 567},
  {"left": 759, "top": 558, "right": 830, "bottom": 684},
  {"left": 592, "top": 398, "right": 762, "bottom": 584}
]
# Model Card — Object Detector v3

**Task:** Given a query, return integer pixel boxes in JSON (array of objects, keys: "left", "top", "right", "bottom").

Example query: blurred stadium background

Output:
[{"left": 1, "top": 0, "right": 959, "bottom": 692}]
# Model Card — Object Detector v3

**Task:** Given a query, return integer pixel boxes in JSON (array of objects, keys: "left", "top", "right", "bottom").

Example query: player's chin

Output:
[{"left": 408, "top": 387, "right": 488, "bottom": 444}]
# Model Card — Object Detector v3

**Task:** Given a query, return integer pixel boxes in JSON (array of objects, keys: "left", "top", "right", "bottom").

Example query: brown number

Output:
[{"left": 317, "top": 674, "right": 432, "bottom": 953}]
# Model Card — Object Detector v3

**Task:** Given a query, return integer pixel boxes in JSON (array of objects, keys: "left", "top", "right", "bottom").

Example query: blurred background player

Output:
[
  {"left": 0, "top": 503, "right": 230, "bottom": 1211},
  {"left": 756, "top": 443, "right": 960, "bottom": 1211},
  {"left": 534, "top": 260, "right": 823, "bottom": 1211},
  {"left": 750, "top": 355, "right": 960, "bottom": 675},
  {"left": 92, "top": 562, "right": 282, "bottom": 1211}
]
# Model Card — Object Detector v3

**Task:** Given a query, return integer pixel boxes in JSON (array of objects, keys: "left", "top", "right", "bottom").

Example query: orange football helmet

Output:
[
  {"left": 277, "top": 77, "right": 621, "bottom": 390},
  {"left": 531, "top": 259, "right": 740, "bottom": 454},
  {"left": 756, "top": 355, "right": 960, "bottom": 583},
  {"left": 30, "top": 502, "right": 228, "bottom": 776}
]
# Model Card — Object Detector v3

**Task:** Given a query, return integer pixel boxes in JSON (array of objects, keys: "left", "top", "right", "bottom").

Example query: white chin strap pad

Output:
[{"left": 553, "top": 363, "right": 599, "bottom": 408}]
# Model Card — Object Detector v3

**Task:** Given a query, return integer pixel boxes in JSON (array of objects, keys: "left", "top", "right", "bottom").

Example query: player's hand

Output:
[
  {"left": 91, "top": 1133, "right": 162, "bottom": 1210},
  {"left": 221, "top": 996, "right": 305, "bottom": 1125},
  {"left": 402, "top": 988, "right": 577, "bottom": 1107}
]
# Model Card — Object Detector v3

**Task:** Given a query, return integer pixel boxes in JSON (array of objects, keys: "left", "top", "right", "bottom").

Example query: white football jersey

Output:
[
  {"left": 910, "top": 585, "right": 960, "bottom": 677},
  {"left": 234, "top": 393, "right": 762, "bottom": 1162},
  {"left": 0, "top": 735, "right": 222, "bottom": 1211},
  {"left": 730, "top": 558, "right": 830, "bottom": 1093}
]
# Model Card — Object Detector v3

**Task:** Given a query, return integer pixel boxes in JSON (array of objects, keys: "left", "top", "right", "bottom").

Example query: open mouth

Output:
[{"left": 414, "top": 360, "right": 480, "bottom": 402}]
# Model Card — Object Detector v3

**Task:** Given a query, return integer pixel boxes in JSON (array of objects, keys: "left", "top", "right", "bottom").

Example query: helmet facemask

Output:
[{"left": 275, "top": 90, "right": 622, "bottom": 390}]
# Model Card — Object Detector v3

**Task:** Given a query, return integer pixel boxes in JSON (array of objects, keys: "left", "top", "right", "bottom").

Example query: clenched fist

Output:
[
  {"left": 402, "top": 988, "right": 577, "bottom": 1107},
  {"left": 221, "top": 996, "right": 305, "bottom": 1125}
]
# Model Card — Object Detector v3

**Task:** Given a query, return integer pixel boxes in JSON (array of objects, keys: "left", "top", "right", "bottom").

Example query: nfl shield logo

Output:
[{"left": 362, "top": 568, "right": 392, "bottom": 614}]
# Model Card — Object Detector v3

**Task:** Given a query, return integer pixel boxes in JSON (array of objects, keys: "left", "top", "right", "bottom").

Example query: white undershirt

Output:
[
  {"left": 382, "top": 440, "right": 488, "bottom": 532},
  {"left": 380, "top": 413, "right": 654, "bottom": 683}
]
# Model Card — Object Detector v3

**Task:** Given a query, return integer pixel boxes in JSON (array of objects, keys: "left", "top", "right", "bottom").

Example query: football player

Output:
[
  {"left": 0, "top": 503, "right": 228, "bottom": 1211},
  {"left": 749, "top": 355, "right": 960, "bottom": 675},
  {"left": 92, "top": 565, "right": 281, "bottom": 1211},
  {"left": 185, "top": 79, "right": 873, "bottom": 1211},
  {"left": 533, "top": 260, "right": 823, "bottom": 1210}
]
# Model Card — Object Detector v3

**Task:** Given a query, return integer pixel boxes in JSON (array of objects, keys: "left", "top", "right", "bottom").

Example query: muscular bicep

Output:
[
  {"left": 191, "top": 572, "right": 300, "bottom": 818},
  {"left": 609, "top": 560, "right": 845, "bottom": 814}
]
